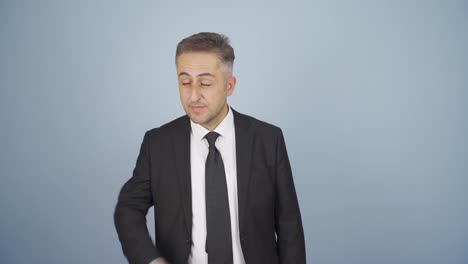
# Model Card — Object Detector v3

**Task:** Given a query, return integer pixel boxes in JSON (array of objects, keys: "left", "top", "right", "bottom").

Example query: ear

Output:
[{"left": 226, "top": 76, "right": 237, "bottom": 96}]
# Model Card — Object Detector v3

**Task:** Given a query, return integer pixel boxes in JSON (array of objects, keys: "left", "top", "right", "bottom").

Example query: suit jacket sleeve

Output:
[
  {"left": 114, "top": 131, "right": 162, "bottom": 264},
  {"left": 274, "top": 129, "right": 306, "bottom": 263}
]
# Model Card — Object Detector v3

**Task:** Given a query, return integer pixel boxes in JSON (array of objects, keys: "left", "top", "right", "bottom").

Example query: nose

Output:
[{"left": 190, "top": 85, "right": 202, "bottom": 102}]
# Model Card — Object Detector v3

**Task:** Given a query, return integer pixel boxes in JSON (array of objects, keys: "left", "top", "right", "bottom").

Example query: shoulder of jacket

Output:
[
  {"left": 235, "top": 110, "right": 283, "bottom": 135},
  {"left": 145, "top": 115, "right": 189, "bottom": 138}
]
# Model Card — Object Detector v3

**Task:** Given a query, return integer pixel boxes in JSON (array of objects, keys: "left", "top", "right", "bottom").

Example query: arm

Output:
[
  {"left": 114, "top": 131, "right": 162, "bottom": 264},
  {"left": 274, "top": 129, "right": 306, "bottom": 264}
]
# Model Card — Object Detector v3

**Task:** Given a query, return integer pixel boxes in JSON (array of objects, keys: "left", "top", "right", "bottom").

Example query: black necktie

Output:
[{"left": 204, "top": 132, "right": 233, "bottom": 264}]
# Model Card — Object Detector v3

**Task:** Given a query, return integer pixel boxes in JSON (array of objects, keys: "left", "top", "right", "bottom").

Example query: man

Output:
[{"left": 114, "top": 32, "right": 305, "bottom": 264}]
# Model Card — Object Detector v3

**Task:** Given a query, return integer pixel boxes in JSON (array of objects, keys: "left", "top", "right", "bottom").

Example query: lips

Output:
[{"left": 190, "top": 105, "right": 206, "bottom": 112}]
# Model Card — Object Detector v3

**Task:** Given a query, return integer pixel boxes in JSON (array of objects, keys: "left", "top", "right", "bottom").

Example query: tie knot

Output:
[{"left": 205, "top": 131, "right": 220, "bottom": 148}]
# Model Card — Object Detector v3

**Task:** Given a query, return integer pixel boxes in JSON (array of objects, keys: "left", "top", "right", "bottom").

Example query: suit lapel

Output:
[
  {"left": 232, "top": 108, "right": 254, "bottom": 235},
  {"left": 173, "top": 109, "right": 254, "bottom": 238},
  {"left": 173, "top": 116, "right": 192, "bottom": 237}
]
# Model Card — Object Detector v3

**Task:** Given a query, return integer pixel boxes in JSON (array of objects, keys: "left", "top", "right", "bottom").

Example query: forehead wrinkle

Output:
[
  {"left": 178, "top": 72, "right": 216, "bottom": 80},
  {"left": 178, "top": 63, "right": 216, "bottom": 76}
]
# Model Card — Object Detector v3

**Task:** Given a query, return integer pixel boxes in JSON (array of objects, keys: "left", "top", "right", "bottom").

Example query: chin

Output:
[{"left": 188, "top": 115, "right": 204, "bottom": 125}]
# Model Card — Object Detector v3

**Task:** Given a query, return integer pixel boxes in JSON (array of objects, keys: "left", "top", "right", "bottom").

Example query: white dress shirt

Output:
[{"left": 188, "top": 106, "right": 245, "bottom": 264}]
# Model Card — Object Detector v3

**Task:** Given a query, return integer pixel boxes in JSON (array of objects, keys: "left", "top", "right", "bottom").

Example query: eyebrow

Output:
[{"left": 178, "top": 72, "right": 216, "bottom": 78}]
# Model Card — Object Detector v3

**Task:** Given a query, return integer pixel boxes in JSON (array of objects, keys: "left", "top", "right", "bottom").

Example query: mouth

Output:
[{"left": 190, "top": 105, "right": 206, "bottom": 112}]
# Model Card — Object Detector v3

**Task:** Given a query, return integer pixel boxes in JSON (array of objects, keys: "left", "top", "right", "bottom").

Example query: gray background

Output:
[{"left": 1, "top": 0, "right": 467, "bottom": 263}]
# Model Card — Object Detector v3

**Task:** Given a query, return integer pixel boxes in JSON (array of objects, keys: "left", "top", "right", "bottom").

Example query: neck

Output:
[{"left": 203, "top": 104, "right": 229, "bottom": 131}]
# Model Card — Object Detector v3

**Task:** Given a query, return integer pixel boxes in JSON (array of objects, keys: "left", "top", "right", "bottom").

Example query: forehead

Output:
[{"left": 176, "top": 52, "right": 222, "bottom": 75}]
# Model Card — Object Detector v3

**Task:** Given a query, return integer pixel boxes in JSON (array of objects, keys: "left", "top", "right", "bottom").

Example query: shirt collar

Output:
[{"left": 190, "top": 105, "right": 234, "bottom": 142}]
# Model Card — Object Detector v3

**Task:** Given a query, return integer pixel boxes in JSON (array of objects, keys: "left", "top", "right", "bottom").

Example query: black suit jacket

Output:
[{"left": 114, "top": 109, "right": 305, "bottom": 264}]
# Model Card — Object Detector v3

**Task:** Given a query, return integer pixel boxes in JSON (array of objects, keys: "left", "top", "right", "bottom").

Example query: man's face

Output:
[{"left": 176, "top": 52, "right": 236, "bottom": 130}]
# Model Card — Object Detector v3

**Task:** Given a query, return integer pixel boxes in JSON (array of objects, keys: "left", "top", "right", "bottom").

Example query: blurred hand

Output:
[{"left": 150, "top": 257, "right": 170, "bottom": 264}]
